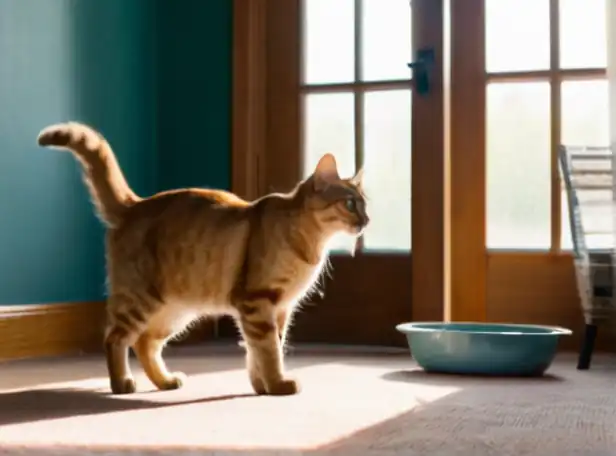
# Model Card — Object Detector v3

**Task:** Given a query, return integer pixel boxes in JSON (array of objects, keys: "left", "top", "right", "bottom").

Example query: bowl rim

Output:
[{"left": 396, "top": 321, "right": 573, "bottom": 336}]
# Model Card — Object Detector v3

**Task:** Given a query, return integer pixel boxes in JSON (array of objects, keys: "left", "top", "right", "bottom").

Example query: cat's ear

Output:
[
  {"left": 313, "top": 153, "right": 340, "bottom": 191},
  {"left": 350, "top": 168, "right": 364, "bottom": 187}
]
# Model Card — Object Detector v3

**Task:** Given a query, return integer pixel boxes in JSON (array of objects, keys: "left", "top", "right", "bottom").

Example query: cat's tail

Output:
[{"left": 37, "top": 122, "right": 141, "bottom": 228}]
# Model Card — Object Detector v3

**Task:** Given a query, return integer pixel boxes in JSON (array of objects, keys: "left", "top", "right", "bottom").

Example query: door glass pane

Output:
[
  {"left": 486, "top": 82, "right": 551, "bottom": 249},
  {"left": 485, "top": 0, "right": 550, "bottom": 73},
  {"left": 561, "top": 80, "right": 609, "bottom": 146},
  {"left": 303, "top": 93, "right": 357, "bottom": 252},
  {"left": 560, "top": 0, "right": 607, "bottom": 69},
  {"left": 560, "top": 80, "right": 610, "bottom": 250},
  {"left": 303, "top": 0, "right": 355, "bottom": 84},
  {"left": 361, "top": 0, "right": 412, "bottom": 81},
  {"left": 362, "top": 89, "right": 412, "bottom": 251}
]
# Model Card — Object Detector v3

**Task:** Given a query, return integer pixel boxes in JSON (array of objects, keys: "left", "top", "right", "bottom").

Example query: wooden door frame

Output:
[
  {"left": 446, "top": 0, "right": 487, "bottom": 322},
  {"left": 231, "top": 0, "right": 268, "bottom": 202},
  {"left": 411, "top": 0, "right": 449, "bottom": 323}
]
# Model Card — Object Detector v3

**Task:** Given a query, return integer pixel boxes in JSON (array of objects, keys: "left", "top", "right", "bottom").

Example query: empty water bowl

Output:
[{"left": 396, "top": 322, "right": 573, "bottom": 376}]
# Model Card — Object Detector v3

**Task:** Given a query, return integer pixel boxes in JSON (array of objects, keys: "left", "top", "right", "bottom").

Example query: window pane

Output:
[
  {"left": 560, "top": 80, "right": 610, "bottom": 250},
  {"left": 362, "top": 89, "right": 412, "bottom": 251},
  {"left": 361, "top": 0, "right": 412, "bottom": 81},
  {"left": 486, "top": 82, "right": 551, "bottom": 249},
  {"left": 561, "top": 80, "right": 609, "bottom": 146},
  {"left": 303, "top": 0, "right": 355, "bottom": 84},
  {"left": 560, "top": 0, "right": 607, "bottom": 69},
  {"left": 485, "top": 0, "right": 550, "bottom": 73},
  {"left": 303, "top": 93, "right": 357, "bottom": 252}
]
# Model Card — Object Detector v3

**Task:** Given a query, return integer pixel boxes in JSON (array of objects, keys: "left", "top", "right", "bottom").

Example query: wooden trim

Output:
[
  {"left": 0, "top": 302, "right": 106, "bottom": 361},
  {"left": 302, "top": 80, "right": 412, "bottom": 93},
  {"left": 447, "top": 0, "right": 487, "bottom": 322},
  {"left": 0, "top": 301, "right": 216, "bottom": 361},
  {"left": 487, "top": 250, "right": 574, "bottom": 259},
  {"left": 264, "top": 0, "right": 301, "bottom": 192},
  {"left": 231, "top": 0, "right": 267, "bottom": 200},
  {"left": 411, "top": 0, "right": 448, "bottom": 322},
  {"left": 487, "top": 68, "right": 606, "bottom": 82},
  {"left": 549, "top": 0, "right": 562, "bottom": 252},
  {"left": 353, "top": 0, "right": 365, "bottom": 251}
]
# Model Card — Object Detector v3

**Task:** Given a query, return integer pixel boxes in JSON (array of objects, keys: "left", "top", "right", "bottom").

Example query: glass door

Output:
[
  {"left": 442, "top": 0, "right": 608, "bottom": 336},
  {"left": 483, "top": 0, "right": 608, "bottom": 329}
]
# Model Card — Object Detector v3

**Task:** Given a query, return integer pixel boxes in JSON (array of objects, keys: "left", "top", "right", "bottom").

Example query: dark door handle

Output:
[{"left": 407, "top": 47, "right": 435, "bottom": 96}]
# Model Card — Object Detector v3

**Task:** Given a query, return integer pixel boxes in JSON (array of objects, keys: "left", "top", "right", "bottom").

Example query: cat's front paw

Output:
[
  {"left": 159, "top": 371, "right": 186, "bottom": 391},
  {"left": 249, "top": 369, "right": 267, "bottom": 395},
  {"left": 266, "top": 377, "right": 301, "bottom": 396},
  {"left": 110, "top": 377, "right": 137, "bottom": 395}
]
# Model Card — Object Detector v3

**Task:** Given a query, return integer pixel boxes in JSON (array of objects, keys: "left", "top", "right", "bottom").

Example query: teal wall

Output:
[
  {"left": 0, "top": 0, "right": 231, "bottom": 305},
  {"left": 156, "top": 0, "right": 232, "bottom": 192}
]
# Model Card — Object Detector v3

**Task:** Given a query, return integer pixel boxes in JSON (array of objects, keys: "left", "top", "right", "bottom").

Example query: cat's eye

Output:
[{"left": 344, "top": 198, "right": 356, "bottom": 212}]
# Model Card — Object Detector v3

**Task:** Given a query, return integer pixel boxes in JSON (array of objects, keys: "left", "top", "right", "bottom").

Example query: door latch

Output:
[{"left": 407, "top": 47, "right": 435, "bottom": 96}]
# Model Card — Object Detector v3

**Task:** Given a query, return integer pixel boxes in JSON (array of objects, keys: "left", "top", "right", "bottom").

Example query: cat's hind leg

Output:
[
  {"left": 104, "top": 295, "right": 145, "bottom": 394},
  {"left": 133, "top": 331, "right": 186, "bottom": 391},
  {"left": 104, "top": 327, "right": 136, "bottom": 395},
  {"left": 105, "top": 293, "right": 157, "bottom": 394}
]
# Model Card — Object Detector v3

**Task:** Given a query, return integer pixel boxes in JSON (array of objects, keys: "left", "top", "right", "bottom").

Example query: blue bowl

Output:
[{"left": 396, "top": 322, "right": 573, "bottom": 376}]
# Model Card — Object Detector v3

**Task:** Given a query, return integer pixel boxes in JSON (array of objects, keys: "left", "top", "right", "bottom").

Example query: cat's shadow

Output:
[{"left": 0, "top": 387, "right": 256, "bottom": 427}]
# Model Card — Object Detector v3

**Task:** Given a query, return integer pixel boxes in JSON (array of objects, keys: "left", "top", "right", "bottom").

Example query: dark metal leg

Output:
[{"left": 577, "top": 324, "right": 598, "bottom": 370}]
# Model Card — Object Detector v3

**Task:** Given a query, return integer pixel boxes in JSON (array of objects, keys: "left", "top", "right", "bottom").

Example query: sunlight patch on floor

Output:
[{"left": 0, "top": 362, "right": 460, "bottom": 450}]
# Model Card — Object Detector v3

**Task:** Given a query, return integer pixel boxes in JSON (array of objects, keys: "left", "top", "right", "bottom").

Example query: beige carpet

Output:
[{"left": 0, "top": 344, "right": 614, "bottom": 456}]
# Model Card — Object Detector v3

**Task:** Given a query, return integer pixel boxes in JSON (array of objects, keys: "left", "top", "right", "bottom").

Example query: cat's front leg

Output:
[
  {"left": 245, "top": 349, "right": 266, "bottom": 394},
  {"left": 276, "top": 306, "right": 292, "bottom": 348},
  {"left": 238, "top": 302, "right": 300, "bottom": 396}
]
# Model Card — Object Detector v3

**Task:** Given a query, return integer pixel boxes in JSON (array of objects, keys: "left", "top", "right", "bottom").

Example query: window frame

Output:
[{"left": 484, "top": 0, "right": 608, "bottom": 253}]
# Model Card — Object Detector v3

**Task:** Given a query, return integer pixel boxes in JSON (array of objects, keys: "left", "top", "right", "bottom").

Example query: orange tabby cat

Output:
[{"left": 37, "top": 122, "right": 369, "bottom": 396}]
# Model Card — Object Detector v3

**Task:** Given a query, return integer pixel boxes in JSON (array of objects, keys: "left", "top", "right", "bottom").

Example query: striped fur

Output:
[{"left": 36, "top": 121, "right": 370, "bottom": 396}]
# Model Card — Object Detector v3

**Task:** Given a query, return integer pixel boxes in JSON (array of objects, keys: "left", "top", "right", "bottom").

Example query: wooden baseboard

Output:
[
  {"left": 0, "top": 301, "right": 107, "bottom": 361},
  {"left": 0, "top": 301, "right": 218, "bottom": 362},
  {"left": 0, "top": 301, "right": 610, "bottom": 362}
]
